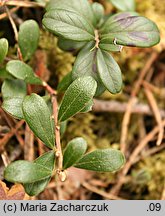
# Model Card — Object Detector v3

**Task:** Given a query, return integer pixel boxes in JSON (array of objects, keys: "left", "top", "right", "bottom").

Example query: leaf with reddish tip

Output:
[{"left": 100, "top": 13, "right": 160, "bottom": 48}]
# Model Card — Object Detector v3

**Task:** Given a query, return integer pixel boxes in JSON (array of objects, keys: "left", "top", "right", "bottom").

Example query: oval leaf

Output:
[
  {"left": 24, "top": 151, "right": 55, "bottom": 196},
  {"left": 58, "top": 37, "right": 86, "bottom": 52},
  {"left": 92, "top": 2, "right": 104, "bottom": 24},
  {"left": 72, "top": 42, "right": 106, "bottom": 96},
  {"left": 80, "top": 99, "right": 93, "bottom": 113},
  {"left": 42, "top": 8, "right": 95, "bottom": 41},
  {"left": 0, "top": 38, "right": 8, "bottom": 63},
  {"left": 22, "top": 93, "right": 55, "bottom": 149},
  {"left": 18, "top": 20, "right": 40, "bottom": 61},
  {"left": 100, "top": 13, "right": 160, "bottom": 47},
  {"left": 46, "top": 0, "right": 95, "bottom": 26},
  {"left": 96, "top": 49, "right": 122, "bottom": 94},
  {"left": 6, "top": 60, "right": 42, "bottom": 85},
  {"left": 0, "top": 68, "right": 13, "bottom": 79},
  {"left": 75, "top": 149, "right": 125, "bottom": 172},
  {"left": 4, "top": 160, "right": 52, "bottom": 184},
  {"left": 63, "top": 137, "right": 87, "bottom": 169},
  {"left": 58, "top": 76, "right": 97, "bottom": 122},
  {"left": 2, "top": 79, "right": 26, "bottom": 119},
  {"left": 109, "top": 0, "right": 135, "bottom": 11},
  {"left": 57, "top": 72, "right": 73, "bottom": 92}
]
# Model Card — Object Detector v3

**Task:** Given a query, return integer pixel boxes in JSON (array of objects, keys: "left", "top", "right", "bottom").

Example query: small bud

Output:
[{"left": 59, "top": 170, "right": 67, "bottom": 182}]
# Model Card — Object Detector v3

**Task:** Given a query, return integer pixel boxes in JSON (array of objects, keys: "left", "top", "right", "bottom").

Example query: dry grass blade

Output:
[
  {"left": 120, "top": 52, "right": 158, "bottom": 154},
  {"left": 143, "top": 82, "right": 164, "bottom": 145},
  {"left": 2, "top": 0, "right": 45, "bottom": 8},
  {"left": 110, "top": 119, "right": 165, "bottom": 196},
  {"left": 0, "top": 120, "right": 24, "bottom": 151},
  {"left": 82, "top": 182, "right": 125, "bottom": 200}
]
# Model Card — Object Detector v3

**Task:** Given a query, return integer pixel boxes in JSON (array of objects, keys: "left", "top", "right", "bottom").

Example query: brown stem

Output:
[
  {"left": 52, "top": 95, "right": 64, "bottom": 180},
  {"left": 94, "top": 29, "right": 100, "bottom": 48}
]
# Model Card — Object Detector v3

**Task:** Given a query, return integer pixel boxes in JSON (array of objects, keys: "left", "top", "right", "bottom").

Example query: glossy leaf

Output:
[
  {"left": 0, "top": 68, "right": 13, "bottom": 79},
  {"left": 99, "top": 43, "right": 122, "bottom": 52},
  {"left": 46, "top": 0, "right": 95, "bottom": 25},
  {"left": 97, "top": 49, "right": 122, "bottom": 94},
  {"left": 42, "top": 8, "right": 95, "bottom": 41},
  {"left": 57, "top": 72, "right": 73, "bottom": 92},
  {"left": 60, "top": 121, "right": 67, "bottom": 137},
  {"left": 80, "top": 100, "right": 93, "bottom": 113},
  {"left": 18, "top": 20, "right": 40, "bottom": 61},
  {"left": 22, "top": 93, "right": 55, "bottom": 149},
  {"left": 63, "top": 137, "right": 87, "bottom": 169},
  {"left": 0, "top": 38, "right": 8, "bottom": 63},
  {"left": 109, "top": 0, "right": 135, "bottom": 11},
  {"left": 4, "top": 160, "right": 52, "bottom": 184},
  {"left": 2, "top": 79, "right": 26, "bottom": 119},
  {"left": 58, "top": 37, "right": 86, "bottom": 51},
  {"left": 6, "top": 60, "right": 42, "bottom": 85},
  {"left": 58, "top": 76, "right": 97, "bottom": 122},
  {"left": 75, "top": 149, "right": 125, "bottom": 172},
  {"left": 72, "top": 42, "right": 106, "bottom": 96},
  {"left": 24, "top": 151, "right": 55, "bottom": 196},
  {"left": 100, "top": 13, "right": 160, "bottom": 48}
]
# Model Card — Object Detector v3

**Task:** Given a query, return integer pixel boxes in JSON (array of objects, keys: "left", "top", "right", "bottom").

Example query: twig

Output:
[
  {"left": 5, "top": 5, "right": 23, "bottom": 61},
  {"left": 1, "top": 150, "right": 10, "bottom": 167},
  {"left": 120, "top": 52, "right": 158, "bottom": 153},
  {"left": 0, "top": 120, "right": 24, "bottom": 152},
  {"left": 24, "top": 124, "right": 34, "bottom": 161},
  {"left": 82, "top": 182, "right": 125, "bottom": 200},
  {"left": 2, "top": 0, "right": 45, "bottom": 8},
  {"left": 0, "top": 6, "right": 19, "bottom": 20},
  {"left": 110, "top": 119, "right": 165, "bottom": 195},
  {"left": 0, "top": 108, "right": 24, "bottom": 147},
  {"left": 139, "top": 143, "right": 165, "bottom": 159},
  {"left": 93, "top": 99, "right": 165, "bottom": 117},
  {"left": 43, "top": 81, "right": 57, "bottom": 95},
  {"left": 52, "top": 95, "right": 64, "bottom": 181},
  {"left": 143, "top": 82, "right": 164, "bottom": 145}
]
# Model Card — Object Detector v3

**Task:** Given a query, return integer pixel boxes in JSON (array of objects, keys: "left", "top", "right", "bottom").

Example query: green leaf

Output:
[
  {"left": 24, "top": 151, "right": 55, "bottom": 196},
  {"left": 18, "top": 20, "right": 40, "bottom": 61},
  {"left": 99, "top": 43, "right": 122, "bottom": 52},
  {"left": 22, "top": 93, "right": 55, "bottom": 149},
  {"left": 57, "top": 72, "right": 73, "bottom": 92},
  {"left": 0, "top": 38, "right": 8, "bottom": 63},
  {"left": 4, "top": 160, "right": 52, "bottom": 184},
  {"left": 6, "top": 60, "right": 42, "bottom": 85},
  {"left": 0, "top": 68, "right": 13, "bottom": 79},
  {"left": 100, "top": 13, "right": 160, "bottom": 48},
  {"left": 58, "top": 37, "right": 86, "bottom": 51},
  {"left": 2, "top": 79, "right": 26, "bottom": 119},
  {"left": 96, "top": 49, "right": 122, "bottom": 94},
  {"left": 109, "top": 0, "right": 135, "bottom": 11},
  {"left": 58, "top": 76, "right": 97, "bottom": 122},
  {"left": 75, "top": 149, "right": 125, "bottom": 172},
  {"left": 63, "top": 137, "right": 87, "bottom": 169},
  {"left": 42, "top": 8, "right": 95, "bottom": 41},
  {"left": 46, "top": 0, "right": 96, "bottom": 26},
  {"left": 92, "top": 3, "right": 104, "bottom": 24},
  {"left": 60, "top": 121, "right": 67, "bottom": 137},
  {"left": 34, "top": 151, "right": 55, "bottom": 170},
  {"left": 80, "top": 99, "right": 93, "bottom": 113},
  {"left": 72, "top": 42, "right": 106, "bottom": 96}
]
